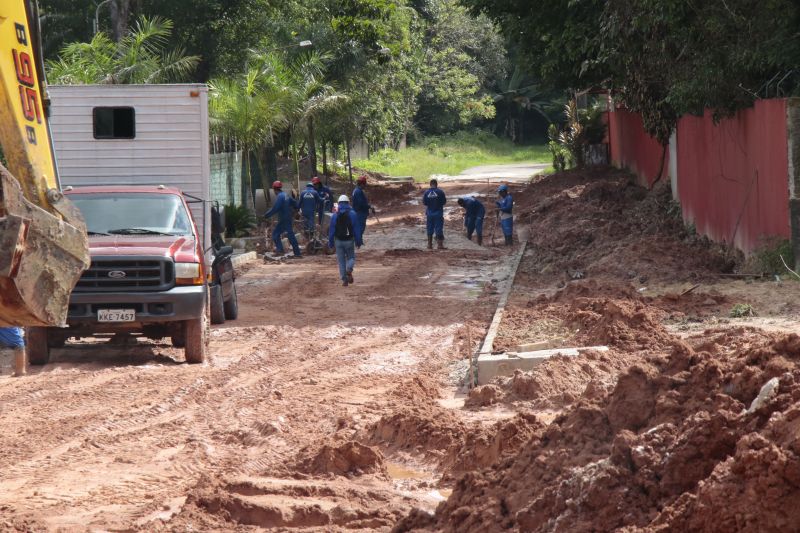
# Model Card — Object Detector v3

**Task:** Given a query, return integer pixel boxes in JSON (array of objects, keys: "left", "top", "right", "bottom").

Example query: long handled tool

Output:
[
  {"left": 370, "top": 209, "right": 388, "bottom": 234},
  {"left": 490, "top": 210, "right": 500, "bottom": 245}
]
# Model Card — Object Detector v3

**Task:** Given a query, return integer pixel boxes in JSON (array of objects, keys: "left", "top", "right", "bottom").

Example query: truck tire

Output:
[
  {"left": 223, "top": 284, "right": 239, "bottom": 320},
  {"left": 27, "top": 327, "right": 50, "bottom": 365},
  {"left": 184, "top": 314, "right": 207, "bottom": 364},
  {"left": 210, "top": 284, "right": 225, "bottom": 325}
]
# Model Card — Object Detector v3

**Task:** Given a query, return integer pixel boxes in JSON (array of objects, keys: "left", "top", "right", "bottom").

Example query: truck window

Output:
[
  {"left": 70, "top": 193, "right": 194, "bottom": 237},
  {"left": 93, "top": 107, "right": 135, "bottom": 139}
]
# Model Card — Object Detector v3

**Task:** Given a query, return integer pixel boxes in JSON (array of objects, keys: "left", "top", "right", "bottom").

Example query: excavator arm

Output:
[{"left": 0, "top": 0, "right": 89, "bottom": 326}]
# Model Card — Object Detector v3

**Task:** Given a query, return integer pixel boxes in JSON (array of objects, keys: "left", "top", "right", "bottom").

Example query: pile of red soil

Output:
[
  {"left": 513, "top": 168, "right": 736, "bottom": 287},
  {"left": 301, "top": 441, "right": 388, "bottom": 478},
  {"left": 397, "top": 331, "right": 800, "bottom": 532}
]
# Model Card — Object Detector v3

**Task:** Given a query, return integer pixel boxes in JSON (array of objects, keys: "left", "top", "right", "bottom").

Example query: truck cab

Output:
[{"left": 27, "top": 185, "right": 210, "bottom": 364}]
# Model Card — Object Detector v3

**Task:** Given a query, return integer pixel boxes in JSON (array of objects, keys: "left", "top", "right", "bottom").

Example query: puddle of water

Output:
[{"left": 386, "top": 462, "right": 433, "bottom": 480}]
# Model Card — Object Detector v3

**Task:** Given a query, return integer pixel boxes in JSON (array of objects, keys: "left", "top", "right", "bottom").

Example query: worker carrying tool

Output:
[
  {"left": 496, "top": 184, "right": 514, "bottom": 246},
  {"left": 423, "top": 178, "right": 447, "bottom": 249},
  {"left": 0, "top": 327, "right": 26, "bottom": 376},
  {"left": 264, "top": 181, "right": 302, "bottom": 257},
  {"left": 311, "top": 176, "right": 332, "bottom": 225},
  {"left": 352, "top": 175, "right": 375, "bottom": 237},
  {"left": 328, "top": 194, "right": 363, "bottom": 287},
  {"left": 457, "top": 196, "right": 486, "bottom": 245},
  {"left": 298, "top": 182, "right": 322, "bottom": 240}
]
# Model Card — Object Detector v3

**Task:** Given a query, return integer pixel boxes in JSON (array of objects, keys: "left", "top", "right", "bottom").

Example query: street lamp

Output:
[{"left": 93, "top": 0, "right": 112, "bottom": 35}]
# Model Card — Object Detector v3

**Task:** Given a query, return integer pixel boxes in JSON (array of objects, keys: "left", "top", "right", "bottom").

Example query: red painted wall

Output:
[
  {"left": 608, "top": 107, "right": 668, "bottom": 187},
  {"left": 676, "top": 99, "right": 790, "bottom": 253}
]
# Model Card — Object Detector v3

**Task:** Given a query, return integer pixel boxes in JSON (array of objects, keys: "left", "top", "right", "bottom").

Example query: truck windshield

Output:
[{"left": 70, "top": 193, "right": 194, "bottom": 237}]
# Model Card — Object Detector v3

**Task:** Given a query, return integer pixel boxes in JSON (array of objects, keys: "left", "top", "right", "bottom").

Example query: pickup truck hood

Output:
[{"left": 88, "top": 235, "right": 197, "bottom": 261}]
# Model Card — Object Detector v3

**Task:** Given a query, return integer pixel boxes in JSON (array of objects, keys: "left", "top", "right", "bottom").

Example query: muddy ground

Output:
[{"left": 1, "top": 168, "right": 799, "bottom": 532}]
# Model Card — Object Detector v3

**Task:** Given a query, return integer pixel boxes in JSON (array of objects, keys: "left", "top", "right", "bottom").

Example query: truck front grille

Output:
[{"left": 75, "top": 257, "right": 175, "bottom": 292}]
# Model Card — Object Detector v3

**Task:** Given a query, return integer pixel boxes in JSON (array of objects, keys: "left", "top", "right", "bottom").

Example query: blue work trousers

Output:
[
  {"left": 466, "top": 216, "right": 484, "bottom": 239},
  {"left": 272, "top": 221, "right": 301, "bottom": 255},
  {"left": 334, "top": 238, "right": 356, "bottom": 281},
  {"left": 302, "top": 211, "right": 316, "bottom": 235},
  {"left": 356, "top": 212, "right": 368, "bottom": 236},
  {"left": 500, "top": 216, "right": 513, "bottom": 237},
  {"left": 426, "top": 213, "right": 444, "bottom": 239}
]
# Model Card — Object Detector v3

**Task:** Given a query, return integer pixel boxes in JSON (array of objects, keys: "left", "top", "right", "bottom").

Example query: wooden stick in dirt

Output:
[{"left": 466, "top": 324, "right": 474, "bottom": 389}]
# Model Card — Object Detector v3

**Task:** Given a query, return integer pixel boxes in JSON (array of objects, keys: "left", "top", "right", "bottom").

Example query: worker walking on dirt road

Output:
[
  {"left": 264, "top": 181, "right": 302, "bottom": 257},
  {"left": 328, "top": 195, "right": 363, "bottom": 287},
  {"left": 298, "top": 182, "right": 322, "bottom": 241},
  {"left": 352, "top": 175, "right": 374, "bottom": 237},
  {"left": 457, "top": 196, "right": 486, "bottom": 245},
  {"left": 0, "top": 327, "right": 26, "bottom": 376},
  {"left": 423, "top": 178, "right": 447, "bottom": 249},
  {"left": 496, "top": 184, "right": 514, "bottom": 246}
]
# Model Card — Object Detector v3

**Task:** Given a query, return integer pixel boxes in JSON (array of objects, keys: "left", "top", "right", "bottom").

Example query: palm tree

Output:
[
  {"left": 208, "top": 60, "right": 293, "bottom": 207},
  {"left": 47, "top": 16, "right": 199, "bottom": 85}
]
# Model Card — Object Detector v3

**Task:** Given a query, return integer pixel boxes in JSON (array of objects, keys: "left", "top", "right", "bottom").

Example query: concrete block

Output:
[
  {"left": 516, "top": 338, "right": 566, "bottom": 352},
  {"left": 477, "top": 346, "right": 609, "bottom": 385}
]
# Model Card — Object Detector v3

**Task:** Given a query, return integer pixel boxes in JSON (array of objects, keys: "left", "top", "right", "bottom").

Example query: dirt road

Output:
[{"left": 0, "top": 181, "right": 513, "bottom": 531}]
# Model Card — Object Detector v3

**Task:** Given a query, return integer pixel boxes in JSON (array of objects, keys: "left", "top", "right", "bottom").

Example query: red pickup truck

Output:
[{"left": 26, "top": 185, "right": 217, "bottom": 364}]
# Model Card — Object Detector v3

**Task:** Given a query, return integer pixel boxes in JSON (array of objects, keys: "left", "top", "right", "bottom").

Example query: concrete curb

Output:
[{"left": 231, "top": 251, "right": 257, "bottom": 269}]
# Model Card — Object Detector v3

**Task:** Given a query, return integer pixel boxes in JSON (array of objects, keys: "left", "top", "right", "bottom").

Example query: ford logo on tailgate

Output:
[{"left": 108, "top": 270, "right": 127, "bottom": 279}]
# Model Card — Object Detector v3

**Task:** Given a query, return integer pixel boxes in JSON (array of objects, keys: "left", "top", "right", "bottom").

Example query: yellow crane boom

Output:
[{"left": 0, "top": 0, "right": 89, "bottom": 326}]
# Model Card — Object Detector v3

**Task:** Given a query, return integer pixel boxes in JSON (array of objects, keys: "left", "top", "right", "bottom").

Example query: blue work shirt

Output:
[
  {"left": 265, "top": 191, "right": 298, "bottom": 224},
  {"left": 328, "top": 203, "right": 364, "bottom": 248},
  {"left": 462, "top": 197, "right": 486, "bottom": 219},
  {"left": 298, "top": 185, "right": 321, "bottom": 216},
  {"left": 423, "top": 187, "right": 447, "bottom": 216},
  {"left": 0, "top": 327, "right": 24, "bottom": 348},
  {"left": 496, "top": 194, "right": 513, "bottom": 214},
  {"left": 352, "top": 186, "right": 370, "bottom": 215}
]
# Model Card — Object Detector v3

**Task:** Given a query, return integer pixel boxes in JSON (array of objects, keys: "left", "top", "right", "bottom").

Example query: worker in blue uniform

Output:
[
  {"left": 264, "top": 181, "right": 302, "bottom": 257},
  {"left": 328, "top": 195, "right": 364, "bottom": 287},
  {"left": 298, "top": 182, "right": 322, "bottom": 241},
  {"left": 496, "top": 184, "right": 514, "bottom": 245},
  {"left": 423, "top": 178, "right": 447, "bottom": 249},
  {"left": 351, "top": 175, "right": 374, "bottom": 237},
  {"left": 312, "top": 176, "right": 332, "bottom": 225},
  {"left": 0, "top": 327, "right": 26, "bottom": 376},
  {"left": 457, "top": 196, "right": 486, "bottom": 245}
]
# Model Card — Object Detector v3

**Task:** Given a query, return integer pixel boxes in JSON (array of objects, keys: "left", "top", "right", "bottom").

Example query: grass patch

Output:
[{"left": 354, "top": 131, "right": 549, "bottom": 182}]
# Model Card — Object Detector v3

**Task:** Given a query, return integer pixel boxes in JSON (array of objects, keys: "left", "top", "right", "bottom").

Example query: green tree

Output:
[{"left": 47, "top": 16, "right": 200, "bottom": 84}]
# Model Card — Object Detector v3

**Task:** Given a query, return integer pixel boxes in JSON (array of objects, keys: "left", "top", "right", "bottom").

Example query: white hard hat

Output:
[{"left": 338, "top": 194, "right": 350, "bottom": 202}]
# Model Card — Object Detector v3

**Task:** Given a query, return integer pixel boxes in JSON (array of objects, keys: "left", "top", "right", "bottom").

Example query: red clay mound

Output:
[
  {"left": 302, "top": 441, "right": 388, "bottom": 478},
  {"left": 401, "top": 331, "right": 800, "bottom": 532}
]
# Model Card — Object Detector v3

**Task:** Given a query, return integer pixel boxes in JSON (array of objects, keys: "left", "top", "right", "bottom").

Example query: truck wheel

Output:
[
  {"left": 210, "top": 284, "right": 225, "bottom": 325},
  {"left": 184, "top": 314, "right": 207, "bottom": 364},
  {"left": 223, "top": 284, "right": 239, "bottom": 320},
  {"left": 27, "top": 327, "right": 50, "bottom": 365}
]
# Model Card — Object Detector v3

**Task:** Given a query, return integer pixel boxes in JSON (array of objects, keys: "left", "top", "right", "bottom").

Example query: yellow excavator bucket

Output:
[{"left": 0, "top": 0, "right": 89, "bottom": 326}]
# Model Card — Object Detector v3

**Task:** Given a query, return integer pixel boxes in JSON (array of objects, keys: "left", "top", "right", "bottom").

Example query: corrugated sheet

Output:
[
  {"left": 676, "top": 99, "right": 790, "bottom": 253},
  {"left": 607, "top": 107, "right": 668, "bottom": 187},
  {"left": 607, "top": 99, "right": 792, "bottom": 254},
  {"left": 48, "top": 84, "right": 211, "bottom": 254}
]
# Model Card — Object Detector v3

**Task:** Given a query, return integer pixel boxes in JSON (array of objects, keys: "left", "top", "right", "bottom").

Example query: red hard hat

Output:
[
  {"left": 357, "top": 175, "right": 367, "bottom": 183},
  {"left": 272, "top": 181, "right": 283, "bottom": 189},
  {"left": 311, "top": 177, "right": 321, "bottom": 185}
]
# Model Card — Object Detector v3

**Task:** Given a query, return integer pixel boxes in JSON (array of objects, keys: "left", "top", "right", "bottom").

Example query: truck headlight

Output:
[{"left": 175, "top": 262, "right": 203, "bottom": 285}]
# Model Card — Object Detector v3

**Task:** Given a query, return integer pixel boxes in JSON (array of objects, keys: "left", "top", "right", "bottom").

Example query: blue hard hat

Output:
[
  {"left": 306, "top": 182, "right": 314, "bottom": 187},
  {"left": 497, "top": 184, "right": 509, "bottom": 193}
]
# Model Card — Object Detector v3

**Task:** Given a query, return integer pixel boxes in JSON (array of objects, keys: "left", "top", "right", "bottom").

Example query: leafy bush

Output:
[
  {"left": 749, "top": 238, "right": 794, "bottom": 275},
  {"left": 224, "top": 204, "right": 256, "bottom": 238},
  {"left": 730, "top": 303, "right": 755, "bottom": 318},
  {"left": 549, "top": 98, "right": 608, "bottom": 170},
  {"left": 548, "top": 124, "right": 572, "bottom": 172}
]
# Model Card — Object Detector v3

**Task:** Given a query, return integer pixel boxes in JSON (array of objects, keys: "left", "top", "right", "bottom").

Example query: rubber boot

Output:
[
  {"left": 505, "top": 235, "right": 513, "bottom": 246},
  {"left": 437, "top": 238, "right": 445, "bottom": 250},
  {"left": 477, "top": 234, "right": 483, "bottom": 246},
  {"left": 427, "top": 236, "right": 433, "bottom": 250},
  {"left": 13, "top": 348, "right": 26, "bottom": 377}
]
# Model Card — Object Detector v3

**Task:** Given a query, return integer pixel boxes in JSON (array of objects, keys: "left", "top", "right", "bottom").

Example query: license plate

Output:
[{"left": 98, "top": 309, "right": 136, "bottom": 322}]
